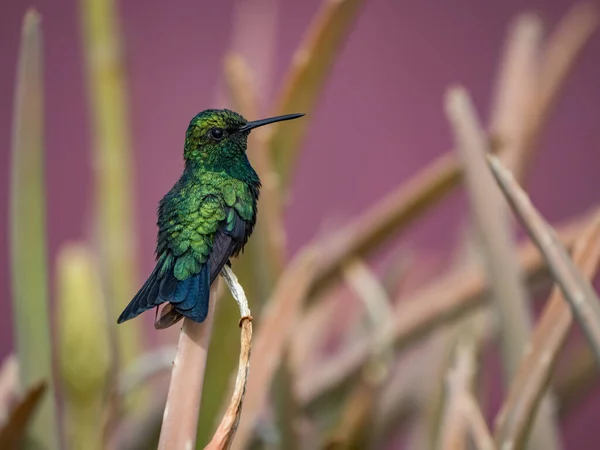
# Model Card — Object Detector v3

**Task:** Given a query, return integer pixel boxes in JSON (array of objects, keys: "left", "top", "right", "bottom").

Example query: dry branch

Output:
[
  {"left": 157, "top": 288, "right": 218, "bottom": 450},
  {"left": 488, "top": 156, "right": 600, "bottom": 363},
  {"left": 494, "top": 213, "right": 600, "bottom": 449}
]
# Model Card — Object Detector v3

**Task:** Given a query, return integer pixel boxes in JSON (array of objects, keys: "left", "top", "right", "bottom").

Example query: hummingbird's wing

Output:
[
  {"left": 208, "top": 205, "right": 248, "bottom": 282},
  {"left": 117, "top": 185, "right": 254, "bottom": 325}
]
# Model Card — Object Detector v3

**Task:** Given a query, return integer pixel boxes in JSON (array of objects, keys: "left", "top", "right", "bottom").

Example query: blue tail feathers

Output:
[{"left": 117, "top": 260, "right": 211, "bottom": 324}]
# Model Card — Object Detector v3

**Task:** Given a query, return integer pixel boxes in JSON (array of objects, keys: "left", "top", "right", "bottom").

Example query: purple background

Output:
[{"left": 1, "top": 0, "right": 599, "bottom": 447}]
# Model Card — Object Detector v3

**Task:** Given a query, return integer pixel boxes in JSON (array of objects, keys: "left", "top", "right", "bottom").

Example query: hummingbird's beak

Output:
[{"left": 238, "top": 113, "right": 304, "bottom": 132}]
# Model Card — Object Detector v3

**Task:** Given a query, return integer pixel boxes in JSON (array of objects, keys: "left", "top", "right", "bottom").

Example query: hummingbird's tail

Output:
[{"left": 116, "top": 256, "right": 211, "bottom": 324}]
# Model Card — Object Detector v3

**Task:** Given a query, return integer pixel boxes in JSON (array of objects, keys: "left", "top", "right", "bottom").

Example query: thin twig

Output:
[
  {"left": 157, "top": 287, "right": 219, "bottom": 450},
  {"left": 494, "top": 213, "right": 600, "bottom": 450},
  {"left": 206, "top": 266, "right": 253, "bottom": 450},
  {"left": 488, "top": 155, "right": 600, "bottom": 363}
]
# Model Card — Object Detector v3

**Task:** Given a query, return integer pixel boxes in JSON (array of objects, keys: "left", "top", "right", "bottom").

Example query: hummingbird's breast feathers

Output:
[{"left": 156, "top": 171, "right": 258, "bottom": 272}]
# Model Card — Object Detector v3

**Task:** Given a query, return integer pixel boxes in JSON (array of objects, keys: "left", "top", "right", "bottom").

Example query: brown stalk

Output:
[
  {"left": 494, "top": 213, "right": 600, "bottom": 449},
  {"left": 488, "top": 156, "right": 600, "bottom": 362},
  {"left": 296, "top": 209, "right": 595, "bottom": 405},
  {"left": 157, "top": 287, "right": 219, "bottom": 450}
]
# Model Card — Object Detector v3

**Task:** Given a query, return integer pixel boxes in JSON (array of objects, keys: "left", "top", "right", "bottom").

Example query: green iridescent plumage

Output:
[{"left": 117, "top": 109, "right": 303, "bottom": 326}]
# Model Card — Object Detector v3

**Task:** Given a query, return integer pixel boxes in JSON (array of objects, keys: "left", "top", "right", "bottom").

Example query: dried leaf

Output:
[{"left": 0, "top": 382, "right": 47, "bottom": 449}]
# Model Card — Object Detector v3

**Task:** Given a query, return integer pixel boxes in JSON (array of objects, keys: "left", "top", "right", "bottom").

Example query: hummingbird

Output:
[{"left": 117, "top": 109, "right": 304, "bottom": 326}]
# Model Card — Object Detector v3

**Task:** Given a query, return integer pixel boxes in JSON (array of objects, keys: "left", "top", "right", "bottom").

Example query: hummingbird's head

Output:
[{"left": 183, "top": 109, "right": 304, "bottom": 164}]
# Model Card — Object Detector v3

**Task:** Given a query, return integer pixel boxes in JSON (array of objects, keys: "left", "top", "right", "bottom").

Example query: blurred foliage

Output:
[
  {"left": 79, "top": 0, "right": 141, "bottom": 370},
  {"left": 57, "top": 243, "right": 111, "bottom": 450},
  {"left": 9, "top": 9, "right": 59, "bottom": 449},
  {"left": 4, "top": 1, "right": 600, "bottom": 450}
]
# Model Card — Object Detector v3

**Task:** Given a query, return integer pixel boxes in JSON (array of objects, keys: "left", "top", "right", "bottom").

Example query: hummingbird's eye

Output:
[{"left": 210, "top": 128, "right": 224, "bottom": 140}]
